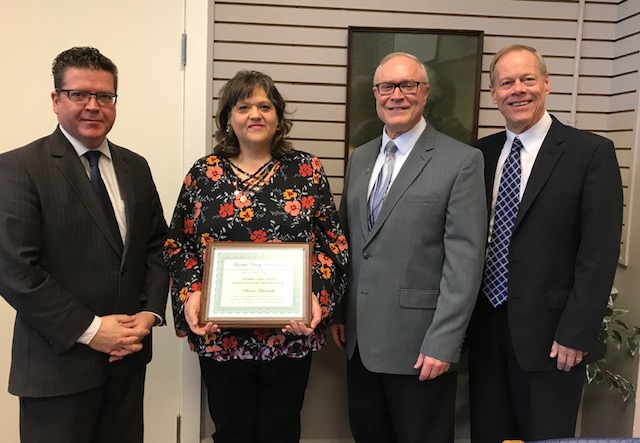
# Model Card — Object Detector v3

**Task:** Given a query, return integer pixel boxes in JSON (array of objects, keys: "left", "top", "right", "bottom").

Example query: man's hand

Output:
[
  {"left": 88, "top": 314, "right": 150, "bottom": 362},
  {"left": 414, "top": 353, "right": 450, "bottom": 381},
  {"left": 328, "top": 324, "right": 345, "bottom": 350},
  {"left": 107, "top": 312, "right": 158, "bottom": 362},
  {"left": 283, "top": 295, "right": 322, "bottom": 336},
  {"left": 184, "top": 291, "right": 219, "bottom": 336},
  {"left": 550, "top": 340, "right": 587, "bottom": 371},
  {"left": 119, "top": 312, "right": 156, "bottom": 333}
]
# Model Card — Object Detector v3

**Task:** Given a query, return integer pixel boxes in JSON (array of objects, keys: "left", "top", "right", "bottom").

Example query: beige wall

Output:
[{"left": 0, "top": 1, "right": 186, "bottom": 441}]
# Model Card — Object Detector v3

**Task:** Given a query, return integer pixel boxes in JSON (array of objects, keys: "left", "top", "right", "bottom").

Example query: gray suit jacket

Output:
[
  {"left": 337, "top": 124, "right": 487, "bottom": 375},
  {"left": 0, "top": 127, "right": 168, "bottom": 397}
]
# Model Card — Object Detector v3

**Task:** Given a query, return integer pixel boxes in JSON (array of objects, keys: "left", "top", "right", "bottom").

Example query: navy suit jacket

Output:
[
  {"left": 471, "top": 116, "right": 622, "bottom": 371},
  {"left": 0, "top": 127, "right": 168, "bottom": 397}
]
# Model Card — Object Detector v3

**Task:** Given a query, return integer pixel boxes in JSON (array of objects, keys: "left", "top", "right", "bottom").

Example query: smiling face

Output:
[
  {"left": 52, "top": 67, "right": 116, "bottom": 149},
  {"left": 490, "top": 49, "right": 550, "bottom": 134},
  {"left": 373, "top": 55, "right": 429, "bottom": 139},
  {"left": 229, "top": 87, "right": 278, "bottom": 153}
]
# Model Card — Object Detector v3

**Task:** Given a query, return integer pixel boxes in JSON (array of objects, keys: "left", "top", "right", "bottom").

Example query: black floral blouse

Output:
[{"left": 164, "top": 150, "right": 348, "bottom": 361}]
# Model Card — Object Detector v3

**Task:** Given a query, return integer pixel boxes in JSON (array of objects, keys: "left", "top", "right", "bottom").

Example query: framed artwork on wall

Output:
[{"left": 346, "top": 27, "right": 484, "bottom": 159}]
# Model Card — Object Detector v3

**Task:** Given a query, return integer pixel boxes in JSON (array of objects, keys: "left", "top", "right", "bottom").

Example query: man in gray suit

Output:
[
  {"left": 330, "top": 52, "right": 487, "bottom": 442},
  {"left": 0, "top": 47, "right": 168, "bottom": 443}
]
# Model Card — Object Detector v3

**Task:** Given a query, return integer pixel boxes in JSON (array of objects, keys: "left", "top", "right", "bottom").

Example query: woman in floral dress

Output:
[{"left": 164, "top": 70, "right": 348, "bottom": 443}]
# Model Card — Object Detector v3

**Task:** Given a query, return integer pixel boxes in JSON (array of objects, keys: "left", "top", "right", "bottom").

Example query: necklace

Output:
[{"left": 227, "top": 158, "right": 276, "bottom": 202}]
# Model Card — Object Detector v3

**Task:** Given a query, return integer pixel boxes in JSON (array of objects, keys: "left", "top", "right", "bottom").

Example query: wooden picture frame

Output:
[{"left": 200, "top": 241, "right": 312, "bottom": 328}]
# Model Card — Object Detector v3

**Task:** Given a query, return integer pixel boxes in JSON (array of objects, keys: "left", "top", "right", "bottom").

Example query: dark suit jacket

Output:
[
  {"left": 337, "top": 124, "right": 487, "bottom": 374},
  {"left": 0, "top": 127, "right": 168, "bottom": 397},
  {"left": 472, "top": 116, "right": 622, "bottom": 371}
]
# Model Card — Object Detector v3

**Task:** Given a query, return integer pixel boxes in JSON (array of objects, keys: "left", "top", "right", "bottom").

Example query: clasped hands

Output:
[
  {"left": 184, "top": 290, "right": 322, "bottom": 337},
  {"left": 89, "top": 312, "right": 156, "bottom": 363}
]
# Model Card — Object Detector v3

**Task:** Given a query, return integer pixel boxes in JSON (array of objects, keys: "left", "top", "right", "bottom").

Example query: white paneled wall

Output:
[
  {"left": 211, "top": 0, "right": 638, "bottom": 263},
  {"left": 612, "top": 1, "right": 640, "bottom": 263}
]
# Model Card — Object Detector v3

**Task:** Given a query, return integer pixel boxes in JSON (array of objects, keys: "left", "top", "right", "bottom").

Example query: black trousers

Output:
[
  {"left": 346, "top": 346, "right": 457, "bottom": 443},
  {"left": 20, "top": 366, "right": 146, "bottom": 443},
  {"left": 199, "top": 353, "right": 313, "bottom": 443},
  {"left": 468, "top": 297, "right": 585, "bottom": 443}
]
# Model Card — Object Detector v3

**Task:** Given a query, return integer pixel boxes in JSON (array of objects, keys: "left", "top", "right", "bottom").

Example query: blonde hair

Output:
[{"left": 489, "top": 44, "right": 548, "bottom": 86}]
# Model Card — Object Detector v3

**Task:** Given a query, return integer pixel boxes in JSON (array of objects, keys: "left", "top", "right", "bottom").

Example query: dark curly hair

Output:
[
  {"left": 52, "top": 46, "right": 118, "bottom": 92},
  {"left": 214, "top": 70, "right": 293, "bottom": 158}
]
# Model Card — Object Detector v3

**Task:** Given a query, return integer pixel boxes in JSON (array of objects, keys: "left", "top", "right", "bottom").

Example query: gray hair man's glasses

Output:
[
  {"left": 374, "top": 81, "right": 427, "bottom": 96},
  {"left": 56, "top": 89, "right": 118, "bottom": 106}
]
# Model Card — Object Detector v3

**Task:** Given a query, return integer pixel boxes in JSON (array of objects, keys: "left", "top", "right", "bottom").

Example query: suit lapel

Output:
[
  {"left": 481, "top": 135, "right": 504, "bottom": 214},
  {"left": 50, "top": 129, "right": 123, "bottom": 257},
  {"left": 367, "top": 126, "right": 434, "bottom": 240},
  {"left": 110, "top": 143, "right": 135, "bottom": 257},
  {"left": 515, "top": 118, "right": 565, "bottom": 228}
]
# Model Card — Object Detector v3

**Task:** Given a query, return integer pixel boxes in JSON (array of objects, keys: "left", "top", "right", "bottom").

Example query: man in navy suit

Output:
[
  {"left": 0, "top": 47, "right": 168, "bottom": 443},
  {"left": 467, "top": 44, "right": 623, "bottom": 442}
]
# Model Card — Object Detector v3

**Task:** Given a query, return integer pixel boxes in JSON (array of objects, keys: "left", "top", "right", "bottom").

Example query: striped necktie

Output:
[{"left": 368, "top": 140, "right": 398, "bottom": 230}]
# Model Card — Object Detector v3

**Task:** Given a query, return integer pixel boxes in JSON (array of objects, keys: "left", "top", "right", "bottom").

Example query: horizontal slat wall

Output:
[
  {"left": 211, "top": 0, "right": 637, "bottom": 257},
  {"left": 612, "top": 0, "right": 640, "bottom": 264}
]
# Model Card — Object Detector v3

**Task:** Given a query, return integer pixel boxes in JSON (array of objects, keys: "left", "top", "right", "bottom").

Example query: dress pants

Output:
[
  {"left": 199, "top": 353, "right": 313, "bottom": 443},
  {"left": 468, "top": 296, "right": 585, "bottom": 443},
  {"left": 346, "top": 346, "right": 457, "bottom": 443},
  {"left": 20, "top": 366, "right": 146, "bottom": 443}
]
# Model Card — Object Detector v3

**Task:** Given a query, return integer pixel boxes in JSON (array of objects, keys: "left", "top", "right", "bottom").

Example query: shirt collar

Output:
[
  {"left": 505, "top": 111, "right": 552, "bottom": 152},
  {"left": 381, "top": 117, "right": 427, "bottom": 156},
  {"left": 58, "top": 124, "right": 111, "bottom": 159}
]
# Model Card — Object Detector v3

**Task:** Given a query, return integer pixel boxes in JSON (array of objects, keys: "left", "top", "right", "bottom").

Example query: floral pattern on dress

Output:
[{"left": 164, "top": 150, "right": 348, "bottom": 361}]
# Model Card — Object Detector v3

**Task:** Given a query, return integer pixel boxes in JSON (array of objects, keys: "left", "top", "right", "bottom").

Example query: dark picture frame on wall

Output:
[{"left": 346, "top": 27, "right": 484, "bottom": 160}]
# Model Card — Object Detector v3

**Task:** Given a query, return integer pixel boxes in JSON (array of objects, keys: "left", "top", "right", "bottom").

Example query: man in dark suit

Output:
[
  {"left": 467, "top": 44, "right": 623, "bottom": 442},
  {"left": 330, "top": 52, "right": 487, "bottom": 442},
  {"left": 0, "top": 47, "right": 168, "bottom": 443}
]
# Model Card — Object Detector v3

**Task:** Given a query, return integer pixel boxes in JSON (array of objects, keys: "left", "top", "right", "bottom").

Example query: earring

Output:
[{"left": 226, "top": 125, "right": 230, "bottom": 133}]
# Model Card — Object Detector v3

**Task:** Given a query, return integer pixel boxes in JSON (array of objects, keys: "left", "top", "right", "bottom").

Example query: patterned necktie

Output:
[
  {"left": 481, "top": 137, "right": 523, "bottom": 307},
  {"left": 368, "top": 140, "right": 398, "bottom": 230},
  {"left": 85, "top": 150, "right": 123, "bottom": 250}
]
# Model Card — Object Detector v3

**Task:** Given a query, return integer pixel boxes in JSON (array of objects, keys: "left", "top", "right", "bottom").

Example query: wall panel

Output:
[{"left": 213, "top": 42, "right": 345, "bottom": 65}]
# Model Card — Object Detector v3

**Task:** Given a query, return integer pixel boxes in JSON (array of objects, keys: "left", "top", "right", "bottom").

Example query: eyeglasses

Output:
[
  {"left": 374, "top": 81, "right": 427, "bottom": 96},
  {"left": 56, "top": 89, "right": 118, "bottom": 106}
]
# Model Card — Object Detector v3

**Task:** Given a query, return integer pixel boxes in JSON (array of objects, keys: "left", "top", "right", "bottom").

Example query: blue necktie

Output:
[
  {"left": 481, "top": 137, "right": 523, "bottom": 307},
  {"left": 368, "top": 140, "right": 398, "bottom": 230},
  {"left": 85, "top": 150, "right": 123, "bottom": 251}
]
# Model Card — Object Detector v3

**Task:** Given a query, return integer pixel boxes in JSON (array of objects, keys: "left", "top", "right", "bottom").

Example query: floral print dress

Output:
[{"left": 164, "top": 150, "right": 348, "bottom": 361}]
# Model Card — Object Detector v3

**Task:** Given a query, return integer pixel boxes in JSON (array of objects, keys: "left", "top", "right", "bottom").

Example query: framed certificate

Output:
[{"left": 200, "top": 241, "right": 312, "bottom": 328}]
